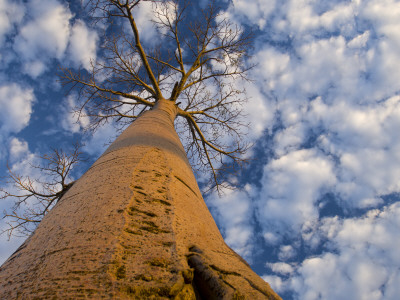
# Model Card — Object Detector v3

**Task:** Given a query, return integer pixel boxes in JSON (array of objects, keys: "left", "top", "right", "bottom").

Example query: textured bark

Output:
[{"left": 0, "top": 99, "right": 281, "bottom": 299}]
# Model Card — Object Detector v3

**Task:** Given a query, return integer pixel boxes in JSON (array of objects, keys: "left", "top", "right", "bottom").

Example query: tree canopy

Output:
[{"left": 62, "top": 0, "right": 253, "bottom": 190}]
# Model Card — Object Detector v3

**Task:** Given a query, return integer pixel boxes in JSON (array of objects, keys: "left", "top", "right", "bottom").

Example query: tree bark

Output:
[{"left": 0, "top": 99, "right": 281, "bottom": 299}]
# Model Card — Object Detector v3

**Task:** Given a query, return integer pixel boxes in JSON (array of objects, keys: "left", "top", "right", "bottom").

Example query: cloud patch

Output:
[
  {"left": 9, "top": 137, "right": 29, "bottom": 163},
  {"left": 287, "top": 203, "right": 400, "bottom": 299},
  {"left": 13, "top": 0, "right": 72, "bottom": 77},
  {"left": 0, "top": 83, "right": 35, "bottom": 134},
  {"left": 225, "top": 0, "right": 400, "bottom": 239},
  {"left": 206, "top": 185, "right": 256, "bottom": 260},
  {"left": 67, "top": 20, "right": 98, "bottom": 69},
  {"left": 216, "top": 0, "right": 400, "bottom": 298},
  {"left": 12, "top": 0, "right": 97, "bottom": 78},
  {"left": 257, "top": 149, "right": 336, "bottom": 242}
]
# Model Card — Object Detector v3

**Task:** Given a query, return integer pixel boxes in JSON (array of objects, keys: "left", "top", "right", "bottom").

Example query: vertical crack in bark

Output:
[
  {"left": 186, "top": 246, "right": 278, "bottom": 300},
  {"left": 186, "top": 247, "right": 237, "bottom": 299}
]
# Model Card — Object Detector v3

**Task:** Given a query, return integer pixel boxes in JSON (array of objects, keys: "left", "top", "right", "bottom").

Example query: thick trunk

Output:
[{"left": 0, "top": 99, "right": 280, "bottom": 299}]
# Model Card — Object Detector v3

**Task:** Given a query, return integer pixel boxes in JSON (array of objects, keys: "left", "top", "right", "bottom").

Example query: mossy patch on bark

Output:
[
  {"left": 154, "top": 198, "right": 172, "bottom": 206},
  {"left": 128, "top": 206, "right": 157, "bottom": 217},
  {"left": 124, "top": 228, "right": 142, "bottom": 235},
  {"left": 146, "top": 257, "right": 171, "bottom": 268},
  {"left": 122, "top": 285, "right": 171, "bottom": 298},
  {"left": 134, "top": 274, "right": 153, "bottom": 281},
  {"left": 139, "top": 220, "right": 170, "bottom": 234}
]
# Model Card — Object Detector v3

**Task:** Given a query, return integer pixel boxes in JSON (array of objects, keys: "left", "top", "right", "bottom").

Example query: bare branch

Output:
[
  {"left": 63, "top": 0, "right": 254, "bottom": 191},
  {"left": 1, "top": 144, "right": 84, "bottom": 239}
]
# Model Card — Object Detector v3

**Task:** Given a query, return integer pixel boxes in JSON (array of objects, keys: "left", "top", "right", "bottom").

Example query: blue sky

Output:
[{"left": 1, "top": 0, "right": 400, "bottom": 299}]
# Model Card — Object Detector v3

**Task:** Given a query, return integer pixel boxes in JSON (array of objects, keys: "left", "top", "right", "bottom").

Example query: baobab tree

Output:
[{"left": 0, "top": 1, "right": 281, "bottom": 299}]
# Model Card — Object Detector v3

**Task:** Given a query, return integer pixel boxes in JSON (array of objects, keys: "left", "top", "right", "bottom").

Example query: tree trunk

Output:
[{"left": 0, "top": 99, "right": 281, "bottom": 299}]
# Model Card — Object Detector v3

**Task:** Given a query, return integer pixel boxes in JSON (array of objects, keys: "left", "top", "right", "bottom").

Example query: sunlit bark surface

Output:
[{"left": 0, "top": 100, "right": 280, "bottom": 299}]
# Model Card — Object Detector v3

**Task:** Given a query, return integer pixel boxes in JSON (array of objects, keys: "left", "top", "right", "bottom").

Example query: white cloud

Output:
[
  {"left": 267, "top": 262, "right": 294, "bottom": 275},
  {"left": 288, "top": 203, "right": 400, "bottom": 300},
  {"left": 278, "top": 245, "right": 297, "bottom": 261},
  {"left": 82, "top": 121, "right": 118, "bottom": 157},
  {"left": 23, "top": 61, "right": 47, "bottom": 78},
  {"left": 222, "top": 0, "right": 400, "bottom": 250},
  {"left": 131, "top": 1, "right": 176, "bottom": 45},
  {"left": 227, "top": 0, "right": 276, "bottom": 29},
  {"left": 13, "top": 0, "right": 72, "bottom": 77},
  {"left": 9, "top": 137, "right": 29, "bottom": 163},
  {"left": 0, "top": 83, "right": 35, "bottom": 134},
  {"left": 253, "top": 47, "right": 291, "bottom": 93},
  {"left": 240, "top": 81, "right": 275, "bottom": 139},
  {"left": 11, "top": 0, "right": 97, "bottom": 77},
  {"left": 7, "top": 143, "right": 39, "bottom": 183},
  {"left": 68, "top": 20, "right": 98, "bottom": 69},
  {"left": 284, "top": 0, "right": 355, "bottom": 37},
  {"left": 263, "top": 231, "right": 280, "bottom": 245},
  {"left": 348, "top": 31, "right": 370, "bottom": 49},
  {"left": 206, "top": 185, "right": 255, "bottom": 260},
  {"left": 128, "top": 1, "right": 181, "bottom": 45},
  {"left": 0, "top": 0, "right": 24, "bottom": 43},
  {"left": 273, "top": 123, "right": 306, "bottom": 156},
  {"left": 262, "top": 275, "right": 286, "bottom": 293},
  {"left": 297, "top": 36, "right": 357, "bottom": 94},
  {"left": 307, "top": 95, "right": 400, "bottom": 209},
  {"left": 197, "top": 3, "right": 400, "bottom": 299},
  {"left": 362, "top": 0, "right": 400, "bottom": 47},
  {"left": 132, "top": 2, "right": 156, "bottom": 43},
  {"left": 257, "top": 149, "right": 336, "bottom": 241}
]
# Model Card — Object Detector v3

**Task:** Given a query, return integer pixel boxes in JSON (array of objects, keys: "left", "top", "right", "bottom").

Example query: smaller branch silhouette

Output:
[{"left": 1, "top": 144, "right": 83, "bottom": 239}]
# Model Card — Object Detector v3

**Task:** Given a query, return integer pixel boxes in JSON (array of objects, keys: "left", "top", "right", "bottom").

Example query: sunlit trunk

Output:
[{"left": 0, "top": 99, "right": 280, "bottom": 299}]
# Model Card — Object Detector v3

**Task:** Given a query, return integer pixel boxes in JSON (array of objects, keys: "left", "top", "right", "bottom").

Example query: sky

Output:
[{"left": 1, "top": 0, "right": 400, "bottom": 299}]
